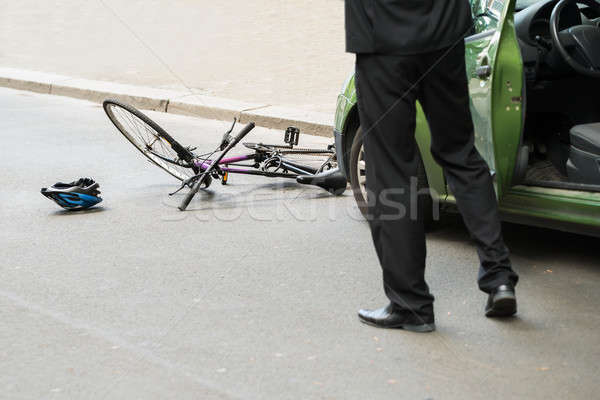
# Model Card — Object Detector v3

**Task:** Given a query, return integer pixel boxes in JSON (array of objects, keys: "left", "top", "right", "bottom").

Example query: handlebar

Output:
[{"left": 179, "top": 122, "right": 256, "bottom": 211}]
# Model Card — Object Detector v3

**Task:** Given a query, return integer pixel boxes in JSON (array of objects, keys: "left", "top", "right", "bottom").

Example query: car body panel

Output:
[
  {"left": 500, "top": 186, "right": 600, "bottom": 236},
  {"left": 466, "top": 0, "right": 525, "bottom": 199},
  {"left": 487, "top": 0, "right": 526, "bottom": 197}
]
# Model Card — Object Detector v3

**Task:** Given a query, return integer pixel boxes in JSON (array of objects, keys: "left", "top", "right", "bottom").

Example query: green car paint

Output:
[{"left": 333, "top": 0, "right": 600, "bottom": 237}]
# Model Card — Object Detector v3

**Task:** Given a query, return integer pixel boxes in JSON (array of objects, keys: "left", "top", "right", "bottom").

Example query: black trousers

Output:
[{"left": 355, "top": 44, "right": 519, "bottom": 318}]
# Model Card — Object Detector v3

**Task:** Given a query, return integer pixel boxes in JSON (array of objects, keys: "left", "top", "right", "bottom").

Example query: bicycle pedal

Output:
[
  {"left": 284, "top": 126, "right": 300, "bottom": 146},
  {"left": 221, "top": 172, "right": 228, "bottom": 185}
]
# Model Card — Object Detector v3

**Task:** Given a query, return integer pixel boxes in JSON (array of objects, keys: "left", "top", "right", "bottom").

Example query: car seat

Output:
[{"left": 566, "top": 123, "right": 600, "bottom": 184}]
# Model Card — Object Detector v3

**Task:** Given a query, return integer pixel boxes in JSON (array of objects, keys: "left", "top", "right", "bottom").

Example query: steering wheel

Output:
[{"left": 550, "top": 0, "right": 600, "bottom": 77}]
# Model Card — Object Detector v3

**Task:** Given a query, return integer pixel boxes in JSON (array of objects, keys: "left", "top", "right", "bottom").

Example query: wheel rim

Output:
[
  {"left": 357, "top": 143, "right": 367, "bottom": 203},
  {"left": 105, "top": 103, "right": 195, "bottom": 181}
]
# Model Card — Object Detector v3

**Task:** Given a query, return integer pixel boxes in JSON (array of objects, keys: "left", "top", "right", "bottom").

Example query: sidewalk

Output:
[
  {"left": 0, "top": 67, "right": 334, "bottom": 136},
  {"left": 0, "top": 0, "right": 353, "bottom": 116}
]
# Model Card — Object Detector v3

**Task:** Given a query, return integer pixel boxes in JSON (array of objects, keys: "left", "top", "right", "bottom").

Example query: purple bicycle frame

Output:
[
  {"left": 193, "top": 154, "right": 316, "bottom": 178},
  {"left": 195, "top": 154, "right": 254, "bottom": 173}
]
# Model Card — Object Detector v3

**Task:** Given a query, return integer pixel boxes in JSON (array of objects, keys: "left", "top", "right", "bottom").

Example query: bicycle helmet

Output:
[{"left": 41, "top": 178, "right": 103, "bottom": 210}]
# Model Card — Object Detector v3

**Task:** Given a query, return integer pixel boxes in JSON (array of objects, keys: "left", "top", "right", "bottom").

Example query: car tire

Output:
[{"left": 349, "top": 126, "right": 436, "bottom": 229}]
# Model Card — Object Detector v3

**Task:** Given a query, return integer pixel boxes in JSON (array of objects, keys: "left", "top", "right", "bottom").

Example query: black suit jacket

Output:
[{"left": 345, "top": 0, "right": 473, "bottom": 54}]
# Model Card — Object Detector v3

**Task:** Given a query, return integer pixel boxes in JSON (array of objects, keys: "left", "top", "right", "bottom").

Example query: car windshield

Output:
[
  {"left": 516, "top": 0, "right": 544, "bottom": 8},
  {"left": 517, "top": 0, "right": 600, "bottom": 9}
]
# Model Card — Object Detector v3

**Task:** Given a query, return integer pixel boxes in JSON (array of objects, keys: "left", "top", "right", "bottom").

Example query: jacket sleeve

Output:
[{"left": 345, "top": 0, "right": 375, "bottom": 54}]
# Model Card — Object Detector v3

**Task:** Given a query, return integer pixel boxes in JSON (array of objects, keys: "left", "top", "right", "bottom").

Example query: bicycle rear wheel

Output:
[{"left": 103, "top": 99, "right": 199, "bottom": 181}]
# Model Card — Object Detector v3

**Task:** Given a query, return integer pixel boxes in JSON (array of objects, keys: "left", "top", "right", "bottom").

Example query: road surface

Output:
[{"left": 1, "top": 88, "right": 599, "bottom": 399}]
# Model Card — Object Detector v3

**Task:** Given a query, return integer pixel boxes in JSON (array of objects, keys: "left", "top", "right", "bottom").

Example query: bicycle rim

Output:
[{"left": 103, "top": 100, "right": 196, "bottom": 181}]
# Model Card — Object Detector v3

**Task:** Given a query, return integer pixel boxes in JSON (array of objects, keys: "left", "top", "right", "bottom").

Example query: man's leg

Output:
[
  {"left": 417, "top": 44, "right": 519, "bottom": 293},
  {"left": 355, "top": 53, "right": 434, "bottom": 320}
]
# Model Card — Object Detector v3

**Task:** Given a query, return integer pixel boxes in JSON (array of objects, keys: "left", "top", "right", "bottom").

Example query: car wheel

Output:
[{"left": 349, "top": 126, "right": 436, "bottom": 229}]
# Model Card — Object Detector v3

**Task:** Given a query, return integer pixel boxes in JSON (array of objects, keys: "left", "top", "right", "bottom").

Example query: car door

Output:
[{"left": 465, "top": 0, "right": 525, "bottom": 199}]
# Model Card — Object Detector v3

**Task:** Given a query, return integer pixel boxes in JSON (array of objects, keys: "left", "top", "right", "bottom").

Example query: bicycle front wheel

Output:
[{"left": 103, "top": 99, "right": 198, "bottom": 181}]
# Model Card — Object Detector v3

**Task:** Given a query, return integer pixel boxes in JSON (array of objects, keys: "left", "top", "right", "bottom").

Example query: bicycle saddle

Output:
[{"left": 296, "top": 168, "right": 347, "bottom": 195}]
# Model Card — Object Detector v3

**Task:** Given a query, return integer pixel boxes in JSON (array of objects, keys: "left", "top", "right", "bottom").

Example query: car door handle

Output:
[{"left": 476, "top": 65, "right": 492, "bottom": 79}]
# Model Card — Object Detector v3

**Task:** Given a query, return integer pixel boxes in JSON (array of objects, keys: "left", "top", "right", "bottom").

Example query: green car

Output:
[{"left": 333, "top": 0, "right": 600, "bottom": 237}]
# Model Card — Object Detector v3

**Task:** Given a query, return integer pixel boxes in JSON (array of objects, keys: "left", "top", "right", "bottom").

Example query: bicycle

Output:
[{"left": 102, "top": 99, "right": 347, "bottom": 211}]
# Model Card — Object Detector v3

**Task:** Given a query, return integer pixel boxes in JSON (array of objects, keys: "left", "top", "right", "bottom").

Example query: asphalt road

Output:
[{"left": 1, "top": 88, "right": 599, "bottom": 399}]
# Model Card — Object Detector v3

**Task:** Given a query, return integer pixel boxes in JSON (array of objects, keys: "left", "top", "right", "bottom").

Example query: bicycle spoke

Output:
[{"left": 105, "top": 102, "right": 196, "bottom": 181}]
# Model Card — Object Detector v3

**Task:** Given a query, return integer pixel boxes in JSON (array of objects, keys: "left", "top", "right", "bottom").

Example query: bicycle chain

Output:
[
  {"left": 260, "top": 144, "right": 332, "bottom": 153},
  {"left": 277, "top": 148, "right": 334, "bottom": 156}
]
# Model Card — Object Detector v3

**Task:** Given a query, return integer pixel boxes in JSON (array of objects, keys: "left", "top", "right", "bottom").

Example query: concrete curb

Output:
[{"left": 0, "top": 67, "right": 334, "bottom": 137}]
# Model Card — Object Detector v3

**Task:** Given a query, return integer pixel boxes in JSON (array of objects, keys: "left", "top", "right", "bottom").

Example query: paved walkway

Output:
[{"left": 0, "top": 0, "right": 353, "bottom": 115}]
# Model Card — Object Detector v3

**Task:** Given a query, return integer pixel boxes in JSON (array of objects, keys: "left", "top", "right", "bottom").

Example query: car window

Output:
[
  {"left": 516, "top": 0, "right": 600, "bottom": 10},
  {"left": 470, "top": 0, "right": 501, "bottom": 33},
  {"left": 487, "top": 0, "right": 505, "bottom": 17},
  {"left": 516, "top": 0, "right": 542, "bottom": 10}
]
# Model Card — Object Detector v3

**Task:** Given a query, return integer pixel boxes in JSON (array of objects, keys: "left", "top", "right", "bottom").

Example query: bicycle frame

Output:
[{"left": 194, "top": 153, "right": 319, "bottom": 178}]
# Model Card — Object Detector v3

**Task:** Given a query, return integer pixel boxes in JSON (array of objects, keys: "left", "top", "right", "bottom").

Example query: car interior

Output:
[{"left": 511, "top": 0, "right": 600, "bottom": 190}]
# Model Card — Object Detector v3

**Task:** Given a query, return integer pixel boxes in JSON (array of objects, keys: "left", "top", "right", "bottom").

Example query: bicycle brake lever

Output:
[
  {"left": 220, "top": 118, "right": 237, "bottom": 150},
  {"left": 168, "top": 185, "right": 187, "bottom": 196},
  {"left": 226, "top": 118, "right": 237, "bottom": 135},
  {"left": 168, "top": 175, "right": 198, "bottom": 196}
]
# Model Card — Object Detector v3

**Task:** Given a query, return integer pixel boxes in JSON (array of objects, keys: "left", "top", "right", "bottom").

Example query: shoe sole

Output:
[
  {"left": 485, "top": 294, "right": 517, "bottom": 318},
  {"left": 358, "top": 317, "right": 436, "bottom": 333}
]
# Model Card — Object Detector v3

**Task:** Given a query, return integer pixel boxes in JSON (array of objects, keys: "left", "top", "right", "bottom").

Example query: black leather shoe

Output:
[
  {"left": 485, "top": 284, "right": 517, "bottom": 317},
  {"left": 358, "top": 303, "right": 435, "bottom": 332}
]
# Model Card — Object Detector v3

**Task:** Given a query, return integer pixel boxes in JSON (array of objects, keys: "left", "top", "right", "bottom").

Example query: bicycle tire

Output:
[
  {"left": 349, "top": 126, "right": 435, "bottom": 229},
  {"left": 103, "top": 99, "right": 199, "bottom": 181}
]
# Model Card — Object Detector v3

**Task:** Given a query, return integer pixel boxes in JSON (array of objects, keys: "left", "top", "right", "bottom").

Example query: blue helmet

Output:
[{"left": 41, "top": 178, "right": 103, "bottom": 210}]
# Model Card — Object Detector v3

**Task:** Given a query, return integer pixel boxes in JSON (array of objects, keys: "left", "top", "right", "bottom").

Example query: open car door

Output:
[{"left": 465, "top": 0, "right": 525, "bottom": 199}]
